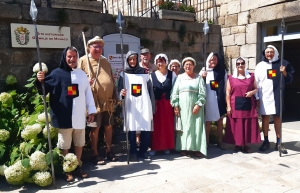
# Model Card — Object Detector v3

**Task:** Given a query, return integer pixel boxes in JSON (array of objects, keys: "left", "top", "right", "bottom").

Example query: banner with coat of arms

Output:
[{"left": 11, "top": 23, "right": 70, "bottom": 48}]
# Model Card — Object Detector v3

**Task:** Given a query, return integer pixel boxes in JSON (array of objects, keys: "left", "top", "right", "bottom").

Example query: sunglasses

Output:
[
  {"left": 90, "top": 45, "right": 103, "bottom": 49},
  {"left": 236, "top": 62, "right": 245, "bottom": 66}
]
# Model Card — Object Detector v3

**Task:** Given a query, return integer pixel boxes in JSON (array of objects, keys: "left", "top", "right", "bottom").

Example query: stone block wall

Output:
[{"left": 0, "top": 2, "right": 221, "bottom": 91}]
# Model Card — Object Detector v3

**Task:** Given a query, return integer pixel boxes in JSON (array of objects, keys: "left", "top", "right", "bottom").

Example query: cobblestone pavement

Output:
[{"left": 1, "top": 123, "right": 299, "bottom": 193}]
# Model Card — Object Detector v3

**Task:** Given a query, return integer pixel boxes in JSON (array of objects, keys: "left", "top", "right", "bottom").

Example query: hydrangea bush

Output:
[{"left": 0, "top": 63, "right": 78, "bottom": 187}]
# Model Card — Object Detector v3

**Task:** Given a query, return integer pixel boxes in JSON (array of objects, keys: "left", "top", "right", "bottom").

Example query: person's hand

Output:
[
  {"left": 37, "top": 71, "right": 45, "bottom": 82},
  {"left": 174, "top": 106, "right": 180, "bottom": 116},
  {"left": 192, "top": 105, "right": 200, "bottom": 114},
  {"left": 280, "top": 65, "right": 287, "bottom": 76},
  {"left": 89, "top": 78, "right": 95, "bottom": 86},
  {"left": 121, "top": 89, "right": 127, "bottom": 96},
  {"left": 87, "top": 113, "right": 94, "bottom": 123},
  {"left": 256, "top": 100, "right": 260, "bottom": 108},
  {"left": 227, "top": 107, "right": 231, "bottom": 115},
  {"left": 245, "top": 91, "right": 254, "bottom": 97},
  {"left": 201, "top": 71, "right": 208, "bottom": 78}
]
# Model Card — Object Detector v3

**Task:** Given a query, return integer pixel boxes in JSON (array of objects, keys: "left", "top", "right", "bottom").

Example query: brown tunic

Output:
[{"left": 79, "top": 55, "right": 117, "bottom": 113}]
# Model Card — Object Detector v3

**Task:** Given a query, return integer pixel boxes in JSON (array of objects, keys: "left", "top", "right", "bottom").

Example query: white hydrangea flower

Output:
[
  {"left": 0, "top": 92, "right": 13, "bottom": 106},
  {"left": 33, "top": 171, "right": 52, "bottom": 187},
  {"left": 22, "top": 116, "right": 30, "bottom": 126},
  {"left": 21, "top": 123, "right": 42, "bottom": 140},
  {"left": 63, "top": 153, "right": 79, "bottom": 172},
  {"left": 0, "top": 129, "right": 10, "bottom": 142},
  {"left": 29, "top": 151, "right": 48, "bottom": 171},
  {"left": 42, "top": 125, "right": 58, "bottom": 139},
  {"left": 37, "top": 113, "right": 51, "bottom": 123},
  {"left": 33, "top": 62, "right": 48, "bottom": 73},
  {"left": 19, "top": 142, "right": 26, "bottom": 153},
  {"left": 0, "top": 165, "right": 8, "bottom": 176},
  {"left": 4, "top": 160, "right": 30, "bottom": 185}
]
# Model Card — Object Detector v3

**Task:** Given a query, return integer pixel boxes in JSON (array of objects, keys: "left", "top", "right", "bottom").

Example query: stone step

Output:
[{"left": 51, "top": 0, "right": 103, "bottom": 13}]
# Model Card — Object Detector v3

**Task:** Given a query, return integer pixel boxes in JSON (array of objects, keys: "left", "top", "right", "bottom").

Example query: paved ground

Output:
[{"left": 0, "top": 122, "right": 299, "bottom": 193}]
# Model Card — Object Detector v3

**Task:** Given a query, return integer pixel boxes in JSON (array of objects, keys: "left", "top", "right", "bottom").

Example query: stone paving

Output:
[{"left": 1, "top": 123, "right": 299, "bottom": 193}]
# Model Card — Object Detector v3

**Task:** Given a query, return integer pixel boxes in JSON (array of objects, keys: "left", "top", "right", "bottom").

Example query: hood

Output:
[
  {"left": 205, "top": 52, "right": 224, "bottom": 71},
  {"left": 232, "top": 57, "right": 251, "bottom": 79},
  {"left": 124, "top": 51, "right": 147, "bottom": 74},
  {"left": 262, "top": 45, "right": 279, "bottom": 63},
  {"left": 59, "top": 46, "right": 79, "bottom": 71}
]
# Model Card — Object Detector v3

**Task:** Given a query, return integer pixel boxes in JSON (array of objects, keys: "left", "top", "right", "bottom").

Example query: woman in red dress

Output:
[
  {"left": 224, "top": 57, "right": 261, "bottom": 153},
  {"left": 150, "top": 54, "right": 177, "bottom": 155}
]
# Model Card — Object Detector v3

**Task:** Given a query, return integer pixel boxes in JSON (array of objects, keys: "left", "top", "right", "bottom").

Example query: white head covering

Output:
[
  {"left": 265, "top": 45, "right": 279, "bottom": 62},
  {"left": 168, "top": 59, "right": 181, "bottom": 70},
  {"left": 154, "top": 53, "right": 169, "bottom": 66},
  {"left": 182, "top": 57, "right": 196, "bottom": 67},
  {"left": 205, "top": 52, "right": 215, "bottom": 71},
  {"left": 232, "top": 57, "right": 251, "bottom": 79}
]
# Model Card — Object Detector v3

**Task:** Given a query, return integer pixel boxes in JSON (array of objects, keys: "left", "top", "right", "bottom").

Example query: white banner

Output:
[
  {"left": 11, "top": 23, "right": 71, "bottom": 48},
  {"left": 108, "top": 54, "right": 126, "bottom": 86}
]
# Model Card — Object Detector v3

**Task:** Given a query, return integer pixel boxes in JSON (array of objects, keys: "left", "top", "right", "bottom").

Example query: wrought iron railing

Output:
[{"left": 102, "top": 0, "right": 219, "bottom": 24}]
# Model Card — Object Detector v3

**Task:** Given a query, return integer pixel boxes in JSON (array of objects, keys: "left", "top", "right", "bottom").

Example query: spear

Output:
[
  {"left": 203, "top": 20, "right": 209, "bottom": 72},
  {"left": 30, "top": 0, "right": 56, "bottom": 188},
  {"left": 278, "top": 17, "right": 288, "bottom": 156},
  {"left": 116, "top": 10, "right": 129, "bottom": 164}
]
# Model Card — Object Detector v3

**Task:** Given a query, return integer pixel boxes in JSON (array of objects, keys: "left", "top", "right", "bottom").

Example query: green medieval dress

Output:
[{"left": 171, "top": 74, "right": 207, "bottom": 155}]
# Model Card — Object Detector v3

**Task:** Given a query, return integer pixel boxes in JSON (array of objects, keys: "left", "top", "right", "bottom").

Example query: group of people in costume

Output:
[{"left": 36, "top": 34, "right": 294, "bottom": 181}]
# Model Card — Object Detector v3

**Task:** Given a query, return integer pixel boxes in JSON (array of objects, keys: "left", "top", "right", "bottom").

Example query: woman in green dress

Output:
[{"left": 171, "top": 57, "right": 207, "bottom": 157}]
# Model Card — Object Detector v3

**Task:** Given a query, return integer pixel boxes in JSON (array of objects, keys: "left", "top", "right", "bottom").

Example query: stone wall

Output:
[{"left": 0, "top": 2, "right": 221, "bottom": 91}]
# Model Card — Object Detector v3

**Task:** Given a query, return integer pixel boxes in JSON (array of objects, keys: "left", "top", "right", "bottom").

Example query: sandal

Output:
[
  {"left": 65, "top": 172, "right": 74, "bottom": 182},
  {"left": 91, "top": 155, "right": 106, "bottom": 165},
  {"left": 244, "top": 146, "right": 252, "bottom": 153},
  {"left": 194, "top": 152, "right": 203, "bottom": 157},
  {"left": 72, "top": 166, "right": 88, "bottom": 178},
  {"left": 180, "top": 151, "right": 187, "bottom": 156},
  {"left": 234, "top": 145, "right": 242, "bottom": 152},
  {"left": 106, "top": 152, "right": 119, "bottom": 162}
]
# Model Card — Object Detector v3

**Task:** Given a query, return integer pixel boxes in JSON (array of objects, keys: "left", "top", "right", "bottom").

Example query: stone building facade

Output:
[{"left": 0, "top": 1, "right": 221, "bottom": 91}]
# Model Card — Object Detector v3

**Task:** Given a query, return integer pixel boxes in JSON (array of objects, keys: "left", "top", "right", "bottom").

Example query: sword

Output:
[
  {"left": 278, "top": 17, "right": 288, "bottom": 156},
  {"left": 116, "top": 10, "right": 129, "bottom": 164},
  {"left": 29, "top": 0, "right": 56, "bottom": 188}
]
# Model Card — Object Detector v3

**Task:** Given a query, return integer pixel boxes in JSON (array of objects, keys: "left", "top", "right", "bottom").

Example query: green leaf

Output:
[
  {"left": 25, "top": 143, "right": 33, "bottom": 155},
  {"left": 36, "top": 143, "right": 42, "bottom": 151},
  {"left": 27, "top": 77, "right": 36, "bottom": 82},
  {"left": 21, "top": 158, "right": 30, "bottom": 168},
  {"left": 24, "top": 83, "right": 34, "bottom": 88},
  {"left": 10, "top": 147, "right": 20, "bottom": 164},
  {"left": 46, "top": 152, "right": 51, "bottom": 165},
  {"left": 0, "top": 143, "right": 5, "bottom": 159}
]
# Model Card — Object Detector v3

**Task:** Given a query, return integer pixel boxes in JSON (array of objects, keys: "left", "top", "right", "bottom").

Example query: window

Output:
[
  {"left": 286, "top": 22, "right": 300, "bottom": 34},
  {"left": 116, "top": 44, "right": 129, "bottom": 54},
  {"left": 266, "top": 26, "right": 278, "bottom": 36}
]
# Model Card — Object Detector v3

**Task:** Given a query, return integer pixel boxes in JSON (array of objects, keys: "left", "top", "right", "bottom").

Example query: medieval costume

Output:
[
  {"left": 151, "top": 54, "right": 176, "bottom": 152},
  {"left": 199, "top": 52, "right": 227, "bottom": 121},
  {"left": 171, "top": 57, "right": 207, "bottom": 156},
  {"left": 255, "top": 45, "right": 294, "bottom": 116},
  {"left": 224, "top": 57, "right": 261, "bottom": 152},
  {"left": 118, "top": 51, "right": 155, "bottom": 159}
]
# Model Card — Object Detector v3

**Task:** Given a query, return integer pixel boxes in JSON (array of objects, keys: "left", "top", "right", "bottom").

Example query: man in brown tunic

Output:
[{"left": 78, "top": 36, "right": 118, "bottom": 164}]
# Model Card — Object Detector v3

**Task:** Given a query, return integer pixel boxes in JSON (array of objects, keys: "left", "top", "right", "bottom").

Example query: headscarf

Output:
[
  {"left": 262, "top": 45, "right": 279, "bottom": 63},
  {"left": 59, "top": 46, "right": 79, "bottom": 72},
  {"left": 182, "top": 57, "right": 196, "bottom": 67},
  {"left": 124, "top": 51, "right": 147, "bottom": 74},
  {"left": 154, "top": 53, "right": 169, "bottom": 66},
  {"left": 232, "top": 57, "right": 251, "bottom": 79},
  {"left": 168, "top": 59, "right": 181, "bottom": 70}
]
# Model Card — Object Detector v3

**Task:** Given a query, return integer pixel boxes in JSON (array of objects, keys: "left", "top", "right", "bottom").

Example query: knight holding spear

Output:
[{"left": 255, "top": 44, "right": 294, "bottom": 154}]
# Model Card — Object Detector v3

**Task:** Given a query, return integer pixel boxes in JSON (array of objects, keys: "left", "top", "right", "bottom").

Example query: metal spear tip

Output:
[
  {"left": 281, "top": 17, "right": 285, "bottom": 32},
  {"left": 116, "top": 10, "right": 125, "bottom": 28},
  {"left": 29, "top": 0, "right": 38, "bottom": 21},
  {"left": 203, "top": 20, "right": 209, "bottom": 35}
]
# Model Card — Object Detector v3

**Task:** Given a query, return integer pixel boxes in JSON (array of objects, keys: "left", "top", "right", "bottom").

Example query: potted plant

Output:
[{"left": 157, "top": 0, "right": 196, "bottom": 22}]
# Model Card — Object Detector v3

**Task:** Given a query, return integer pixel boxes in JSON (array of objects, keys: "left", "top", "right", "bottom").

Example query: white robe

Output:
[
  {"left": 71, "top": 68, "right": 96, "bottom": 129},
  {"left": 255, "top": 61, "right": 276, "bottom": 115},
  {"left": 123, "top": 73, "right": 153, "bottom": 131}
]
